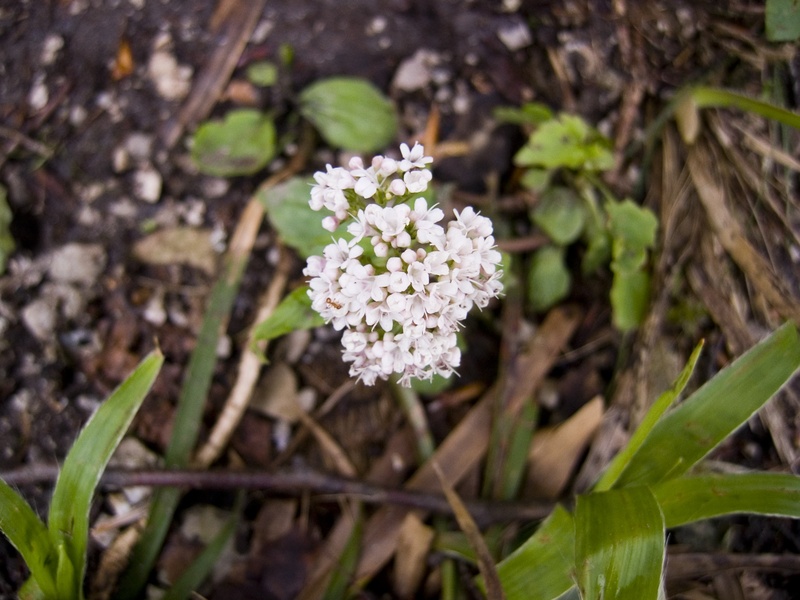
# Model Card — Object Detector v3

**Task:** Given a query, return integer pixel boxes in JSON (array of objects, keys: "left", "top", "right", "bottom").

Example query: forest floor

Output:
[{"left": 2, "top": 0, "right": 800, "bottom": 598}]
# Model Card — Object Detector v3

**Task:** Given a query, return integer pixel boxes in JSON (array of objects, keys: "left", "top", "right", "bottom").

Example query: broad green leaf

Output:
[
  {"left": 494, "top": 505, "right": 576, "bottom": 600},
  {"left": 252, "top": 286, "right": 325, "bottom": 350},
  {"left": 258, "top": 177, "right": 341, "bottom": 259},
  {"left": 0, "top": 479, "right": 58, "bottom": 597},
  {"left": 610, "top": 269, "right": 650, "bottom": 331},
  {"left": 653, "top": 472, "right": 800, "bottom": 528},
  {"left": 162, "top": 494, "right": 243, "bottom": 600},
  {"left": 299, "top": 77, "right": 397, "bottom": 152},
  {"left": 575, "top": 486, "right": 664, "bottom": 600},
  {"left": 527, "top": 246, "right": 571, "bottom": 311},
  {"left": 766, "top": 0, "right": 800, "bottom": 42},
  {"left": 246, "top": 61, "right": 278, "bottom": 87},
  {"left": 519, "top": 167, "right": 551, "bottom": 193},
  {"left": 191, "top": 109, "right": 276, "bottom": 177},
  {"left": 48, "top": 350, "right": 163, "bottom": 596},
  {"left": 531, "top": 186, "right": 586, "bottom": 245},
  {"left": 514, "top": 114, "right": 614, "bottom": 171},
  {"left": 606, "top": 200, "right": 658, "bottom": 255},
  {"left": 615, "top": 323, "right": 800, "bottom": 487},
  {"left": 595, "top": 341, "right": 704, "bottom": 492},
  {"left": 0, "top": 184, "right": 14, "bottom": 276}
]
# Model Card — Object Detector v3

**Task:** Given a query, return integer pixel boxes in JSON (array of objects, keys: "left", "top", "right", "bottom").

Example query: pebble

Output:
[
  {"left": 392, "top": 49, "right": 441, "bottom": 92},
  {"left": 21, "top": 297, "right": 57, "bottom": 341},
  {"left": 48, "top": 243, "right": 107, "bottom": 286},
  {"left": 148, "top": 50, "right": 192, "bottom": 101},
  {"left": 133, "top": 164, "right": 163, "bottom": 203},
  {"left": 497, "top": 20, "right": 533, "bottom": 51},
  {"left": 41, "top": 34, "right": 64, "bottom": 66},
  {"left": 28, "top": 74, "right": 49, "bottom": 111}
]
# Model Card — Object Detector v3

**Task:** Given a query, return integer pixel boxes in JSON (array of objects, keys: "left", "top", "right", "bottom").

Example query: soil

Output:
[{"left": 1, "top": 0, "right": 800, "bottom": 599}]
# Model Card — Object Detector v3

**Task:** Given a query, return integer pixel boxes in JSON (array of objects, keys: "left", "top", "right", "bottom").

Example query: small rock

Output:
[
  {"left": 21, "top": 297, "right": 57, "bottom": 341},
  {"left": 41, "top": 34, "right": 64, "bottom": 66},
  {"left": 392, "top": 49, "right": 441, "bottom": 92},
  {"left": 133, "top": 164, "right": 163, "bottom": 203},
  {"left": 125, "top": 132, "right": 154, "bottom": 161},
  {"left": 48, "top": 243, "right": 107, "bottom": 286},
  {"left": 497, "top": 20, "right": 532, "bottom": 51},
  {"left": 112, "top": 146, "right": 130, "bottom": 173},
  {"left": 28, "top": 74, "right": 49, "bottom": 111},
  {"left": 148, "top": 50, "right": 192, "bottom": 100}
]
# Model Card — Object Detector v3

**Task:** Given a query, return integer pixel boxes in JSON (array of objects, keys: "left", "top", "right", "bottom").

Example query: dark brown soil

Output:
[{"left": 2, "top": 1, "right": 799, "bottom": 598}]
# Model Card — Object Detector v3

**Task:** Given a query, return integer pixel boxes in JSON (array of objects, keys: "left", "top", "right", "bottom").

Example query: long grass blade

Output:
[
  {"left": 594, "top": 340, "right": 704, "bottom": 492},
  {"left": 575, "top": 486, "right": 665, "bottom": 600},
  {"left": 0, "top": 479, "right": 57, "bottom": 597},
  {"left": 615, "top": 323, "right": 800, "bottom": 487},
  {"left": 494, "top": 505, "right": 575, "bottom": 600},
  {"left": 653, "top": 472, "right": 800, "bottom": 528},
  {"left": 47, "top": 349, "right": 163, "bottom": 597}
]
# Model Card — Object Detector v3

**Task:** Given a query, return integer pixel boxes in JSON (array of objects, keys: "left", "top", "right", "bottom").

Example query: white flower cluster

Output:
[{"left": 304, "top": 143, "right": 503, "bottom": 386}]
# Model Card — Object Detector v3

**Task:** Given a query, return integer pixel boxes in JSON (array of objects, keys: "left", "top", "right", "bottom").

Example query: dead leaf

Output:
[
  {"left": 393, "top": 514, "right": 435, "bottom": 599},
  {"left": 132, "top": 226, "right": 217, "bottom": 275},
  {"left": 525, "top": 396, "right": 604, "bottom": 499},
  {"left": 111, "top": 37, "right": 134, "bottom": 81}
]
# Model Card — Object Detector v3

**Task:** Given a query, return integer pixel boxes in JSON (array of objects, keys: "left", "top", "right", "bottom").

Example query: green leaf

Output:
[
  {"left": 246, "top": 61, "right": 279, "bottom": 87},
  {"left": 191, "top": 109, "right": 276, "bottom": 177},
  {"left": 162, "top": 494, "right": 243, "bottom": 600},
  {"left": 653, "top": 472, "right": 800, "bottom": 527},
  {"left": 689, "top": 86, "right": 800, "bottom": 131},
  {"left": 494, "top": 103, "right": 554, "bottom": 126},
  {"left": 47, "top": 350, "right": 163, "bottom": 597},
  {"left": 766, "top": 0, "right": 800, "bottom": 41},
  {"left": 0, "top": 184, "right": 14, "bottom": 276},
  {"left": 610, "top": 269, "right": 650, "bottom": 331},
  {"left": 531, "top": 186, "right": 587, "bottom": 245},
  {"left": 615, "top": 323, "right": 800, "bottom": 488},
  {"left": 595, "top": 341, "right": 704, "bottom": 492},
  {"left": 252, "top": 286, "right": 325, "bottom": 350},
  {"left": 323, "top": 505, "right": 363, "bottom": 600},
  {"left": 606, "top": 199, "right": 658, "bottom": 254},
  {"left": 0, "top": 479, "right": 58, "bottom": 597},
  {"left": 258, "top": 176, "right": 340, "bottom": 258},
  {"left": 514, "top": 114, "right": 614, "bottom": 171},
  {"left": 494, "top": 505, "right": 576, "bottom": 600},
  {"left": 575, "top": 486, "right": 665, "bottom": 600},
  {"left": 299, "top": 77, "right": 397, "bottom": 152},
  {"left": 527, "top": 245, "right": 571, "bottom": 311},
  {"left": 519, "top": 167, "right": 551, "bottom": 193}
]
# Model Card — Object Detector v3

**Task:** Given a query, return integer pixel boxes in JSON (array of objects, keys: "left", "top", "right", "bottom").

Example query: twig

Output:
[{"left": 0, "top": 465, "right": 553, "bottom": 528}]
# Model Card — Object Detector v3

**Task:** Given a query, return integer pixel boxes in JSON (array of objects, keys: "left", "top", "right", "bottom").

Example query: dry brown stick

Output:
[
  {"left": 193, "top": 247, "right": 292, "bottom": 467},
  {"left": 687, "top": 143, "right": 800, "bottom": 324},
  {"left": 161, "top": 0, "right": 267, "bottom": 148},
  {"left": 0, "top": 465, "right": 553, "bottom": 527}
]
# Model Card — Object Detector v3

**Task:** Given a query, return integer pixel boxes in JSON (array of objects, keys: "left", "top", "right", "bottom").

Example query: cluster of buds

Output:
[{"left": 304, "top": 143, "right": 503, "bottom": 386}]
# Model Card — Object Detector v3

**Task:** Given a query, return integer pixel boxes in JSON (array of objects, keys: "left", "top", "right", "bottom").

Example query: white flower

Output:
[
  {"left": 403, "top": 169, "right": 432, "bottom": 194},
  {"left": 304, "top": 143, "right": 503, "bottom": 387},
  {"left": 399, "top": 142, "right": 433, "bottom": 171}
]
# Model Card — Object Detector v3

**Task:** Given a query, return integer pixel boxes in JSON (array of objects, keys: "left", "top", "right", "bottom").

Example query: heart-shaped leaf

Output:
[{"left": 191, "top": 109, "right": 276, "bottom": 177}]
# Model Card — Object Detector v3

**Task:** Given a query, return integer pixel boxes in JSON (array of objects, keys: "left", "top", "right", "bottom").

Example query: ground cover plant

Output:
[{"left": 2, "top": 1, "right": 800, "bottom": 598}]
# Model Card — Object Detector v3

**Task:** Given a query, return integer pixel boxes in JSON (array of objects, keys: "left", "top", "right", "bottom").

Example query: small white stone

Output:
[
  {"left": 112, "top": 146, "right": 130, "bottom": 173},
  {"left": 41, "top": 34, "right": 64, "bottom": 66},
  {"left": 21, "top": 298, "right": 57, "bottom": 341},
  {"left": 128, "top": 0, "right": 145, "bottom": 9},
  {"left": 392, "top": 49, "right": 441, "bottom": 92},
  {"left": 125, "top": 132, "right": 154, "bottom": 161},
  {"left": 203, "top": 177, "right": 230, "bottom": 199},
  {"left": 28, "top": 74, "right": 49, "bottom": 111},
  {"left": 251, "top": 19, "right": 274, "bottom": 44},
  {"left": 366, "top": 16, "right": 387, "bottom": 35},
  {"left": 143, "top": 287, "right": 167, "bottom": 326},
  {"left": 497, "top": 21, "right": 532, "bottom": 51},
  {"left": 133, "top": 164, "right": 163, "bottom": 203},
  {"left": 69, "top": 104, "right": 88, "bottom": 126},
  {"left": 148, "top": 50, "right": 192, "bottom": 100},
  {"left": 48, "top": 243, "right": 107, "bottom": 286}
]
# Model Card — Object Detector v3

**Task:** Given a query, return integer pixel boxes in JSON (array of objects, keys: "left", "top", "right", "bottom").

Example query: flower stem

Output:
[{"left": 390, "top": 376, "right": 435, "bottom": 461}]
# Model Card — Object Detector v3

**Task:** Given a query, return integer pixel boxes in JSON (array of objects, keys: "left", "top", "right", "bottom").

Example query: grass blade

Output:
[
  {"left": 494, "top": 505, "right": 575, "bottom": 600},
  {"left": 162, "top": 494, "right": 243, "bottom": 600},
  {"left": 653, "top": 472, "right": 800, "bottom": 528},
  {"left": 594, "top": 340, "right": 704, "bottom": 492},
  {"left": 0, "top": 479, "right": 57, "bottom": 597},
  {"left": 575, "top": 486, "right": 665, "bottom": 600},
  {"left": 47, "top": 349, "right": 163, "bottom": 597},
  {"left": 615, "top": 323, "right": 800, "bottom": 487},
  {"left": 691, "top": 86, "right": 800, "bottom": 130}
]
